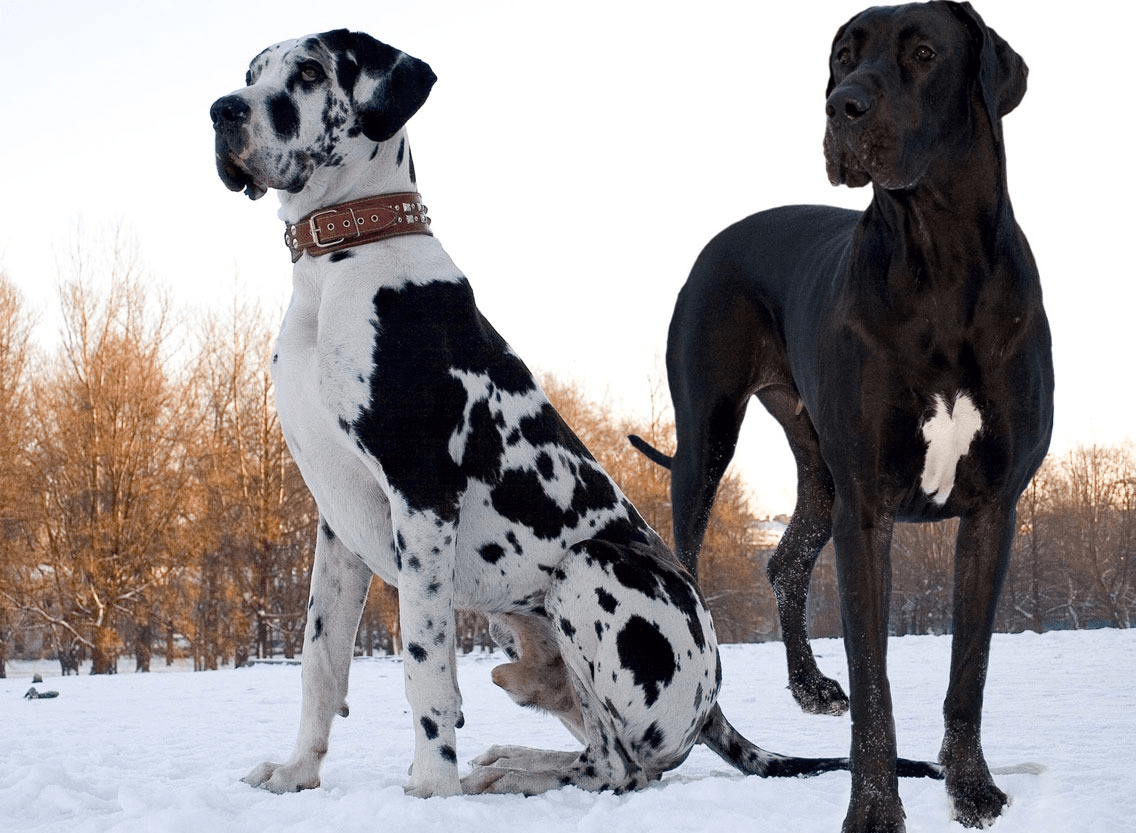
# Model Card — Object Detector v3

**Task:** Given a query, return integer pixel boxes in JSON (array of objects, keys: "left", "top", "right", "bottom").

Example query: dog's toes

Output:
[
  {"left": 461, "top": 766, "right": 507, "bottom": 794},
  {"left": 242, "top": 760, "right": 320, "bottom": 793},
  {"left": 841, "top": 794, "right": 907, "bottom": 833},
  {"left": 469, "top": 745, "right": 513, "bottom": 767},
  {"left": 790, "top": 675, "right": 850, "bottom": 716},
  {"left": 949, "top": 779, "right": 1009, "bottom": 828}
]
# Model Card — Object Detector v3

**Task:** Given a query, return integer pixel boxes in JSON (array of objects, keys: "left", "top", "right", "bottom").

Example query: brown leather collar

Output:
[{"left": 284, "top": 192, "right": 432, "bottom": 262}]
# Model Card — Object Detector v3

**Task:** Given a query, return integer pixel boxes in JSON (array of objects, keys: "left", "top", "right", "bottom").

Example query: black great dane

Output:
[{"left": 632, "top": 2, "right": 1053, "bottom": 831}]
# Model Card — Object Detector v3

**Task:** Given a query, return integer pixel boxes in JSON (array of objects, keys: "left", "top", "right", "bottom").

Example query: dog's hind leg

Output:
[
  {"left": 757, "top": 387, "right": 848, "bottom": 716},
  {"left": 487, "top": 614, "right": 585, "bottom": 741},
  {"left": 666, "top": 300, "right": 763, "bottom": 577},
  {"left": 243, "top": 519, "right": 372, "bottom": 793}
]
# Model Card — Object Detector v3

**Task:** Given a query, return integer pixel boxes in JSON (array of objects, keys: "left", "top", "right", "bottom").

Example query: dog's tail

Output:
[
  {"left": 698, "top": 704, "right": 943, "bottom": 780},
  {"left": 627, "top": 435, "right": 673, "bottom": 470}
]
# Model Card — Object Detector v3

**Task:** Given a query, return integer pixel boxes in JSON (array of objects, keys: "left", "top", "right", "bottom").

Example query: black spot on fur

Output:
[
  {"left": 337, "top": 416, "right": 352, "bottom": 434},
  {"left": 352, "top": 280, "right": 536, "bottom": 520},
  {"left": 479, "top": 542, "right": 505, "bottom": 564},
  {"left": 407, "top": 642, "right": 428, "bottom": 662},
  {"left": 559, "top": 617, "right": 576, "bottom": 639},
  {"left": 439, "top": 744, "right": 456, "bottom": 763},
  {"left": 397, "top": 137, "right": 406, "bottom": 166},
  {"left": 420, "top": 716, "right": 439, "bottom": 740},
  {"left": 616, "top": 616, "right": 676, "bottom": 708},
  {"left": 267, "top": 92, "right": 300, "bottom": 139},
  {"left": 535, "top": 451, "right": 555, "bottom": 480},
  {"left": 320, "top": 520, "right": 336, "bottom": 541},
  {"left": 462, "top": 399, "right": 504, "bottom": 482},
  {"left": 595, "top": 586, "right": 618, "bottom": 614},
  {"left": 329, "top": 250, "right": 355, "bottom": 263},
  {"left": 491, "top": 468, "right": 574, "bottom": 540},
  {"left": 312, "top": 616, "right": 324, "bottom": 640},
  {"left": 638, "top": 722, "right": 665, "bottom": 751}
]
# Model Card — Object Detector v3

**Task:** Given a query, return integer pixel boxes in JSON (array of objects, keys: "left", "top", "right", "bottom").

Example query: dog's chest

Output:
[{"left": 270, "top": 251, "right": 645, "bottom": 603}]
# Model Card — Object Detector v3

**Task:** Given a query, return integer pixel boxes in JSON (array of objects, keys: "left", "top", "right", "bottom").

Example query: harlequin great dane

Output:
[
  {"left": 210, "top": 29, "right": 942, "bottom": 800},
  {"left": 632, "top": 2, "right": 1052, "bottom": 830}
]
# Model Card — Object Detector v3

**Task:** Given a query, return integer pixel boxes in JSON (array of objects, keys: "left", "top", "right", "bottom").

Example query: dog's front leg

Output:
[
  {"left": 940, "top": 504, "right": 1014, "bottom": 828},
  {"left": 244, "top": 519, "right": 372, "bottom": 792},
  {"left": 396, "top": 511, "right": 463, "bottom": 798},
  {"left": 832, "top": 496, "right": 904, "bottom": 833}
]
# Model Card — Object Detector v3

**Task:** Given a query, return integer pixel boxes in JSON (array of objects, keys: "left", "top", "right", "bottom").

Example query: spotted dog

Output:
[
  {"left": 211, "top": 30, "right": 928, "bottom": 799},
  {"left": 632, "top": 3, "right": 1052, "bottom": 830}
]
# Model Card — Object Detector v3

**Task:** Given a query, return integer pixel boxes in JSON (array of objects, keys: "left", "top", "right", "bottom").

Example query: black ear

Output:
[
  {"left": 945, "top": 2, "right": 1028, "bottom": 141},
  {"left": 320, "top": 30, "right": 437, "bottom": 143}
]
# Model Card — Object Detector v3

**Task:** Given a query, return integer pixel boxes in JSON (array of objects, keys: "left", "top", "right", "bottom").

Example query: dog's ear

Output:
[
  {"left": 320, "top": 30, "right": 437, "bottom": 143},
  {"left": 946, "top": 2, "right": 1028, "bottom": 139}
]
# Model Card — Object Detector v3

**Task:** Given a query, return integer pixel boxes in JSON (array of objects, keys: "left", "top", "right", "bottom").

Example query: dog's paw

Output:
[
  {"left": 790, "top": 674, "right": 850, "bottom": 716},
  {"left": 468, "top": 745, "right": 516, "bottom": 768},
  {"left": 461, "top": 765, "right": 510, "bottom": 794},
  {"left": 949, "top": 777, "right": 1009, "bottom": 828},
  {"left": 841, "top": 794, "right": 906, "bottom": 833},
  {"left": 404, "top": 766, "right": 462, "bottom": 798},
  {"left": 241, "top": 759, "right": 320, "bottom": 793}
]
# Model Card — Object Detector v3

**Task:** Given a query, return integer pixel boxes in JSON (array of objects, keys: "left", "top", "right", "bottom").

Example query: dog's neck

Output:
[
  {"left": 276, "top": 127, "right": 421, "bottom": 225},
  {"left": 864, "top": 111, "right": 1018, "bottom": 280}
]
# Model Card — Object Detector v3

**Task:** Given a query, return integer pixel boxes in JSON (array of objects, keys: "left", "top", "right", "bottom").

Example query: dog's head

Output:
[
  {"left": 210, "top": 30, "right": 436, "bottom": 200},
  {"left": 823, "top": 1, "right": 1026, "bottom": 190}
]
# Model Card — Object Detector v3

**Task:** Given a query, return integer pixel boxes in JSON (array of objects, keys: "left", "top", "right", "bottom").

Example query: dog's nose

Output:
[
  {"left": 210, "top": 95, "right": 251, "bottom": 129},
  {"left": 826, "top": 87, "right": 873, "bottom": 122}
]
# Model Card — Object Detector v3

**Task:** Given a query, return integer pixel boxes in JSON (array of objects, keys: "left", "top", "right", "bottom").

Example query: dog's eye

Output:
[
  {"left": 299, "top": 63, "right": 324, "bottom": 83},
  {"left": 913, "top": 45, "right": 936, "bottom": 62},
  {"left": 836, "top": 47, "right": 852, "bottom": 65}
]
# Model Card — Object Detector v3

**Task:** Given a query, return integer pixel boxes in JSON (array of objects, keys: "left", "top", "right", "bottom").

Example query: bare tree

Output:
[
  {"left": 26, "top": 231, "right": 196, "bottom": 673},
  {"left": 0, "top": 274, "right": 37, "bottom": 677},
  {"left": 190, "top": 299, "right": 316, "bottom": 667},
  {"left": 1052, "top": 444, "right": 1135, "bottom": 628}
]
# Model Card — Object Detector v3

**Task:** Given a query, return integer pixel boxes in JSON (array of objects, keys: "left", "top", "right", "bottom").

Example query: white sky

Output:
[{"left": 1, "top": 0, "right": 1132, "bottom": 515}]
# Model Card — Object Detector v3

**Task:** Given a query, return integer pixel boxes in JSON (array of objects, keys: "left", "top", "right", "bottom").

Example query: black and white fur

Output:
[{"left": 210, "top": 30, "right": 934, "bottom": 799}]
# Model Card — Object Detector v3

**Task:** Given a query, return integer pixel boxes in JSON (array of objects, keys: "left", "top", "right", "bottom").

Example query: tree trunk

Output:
[
  {"left": 90, "top": 625, "right": 118, "bottom": 675},
  {"left": 135, "top": 619, "right": 152, "bottom": 672}
]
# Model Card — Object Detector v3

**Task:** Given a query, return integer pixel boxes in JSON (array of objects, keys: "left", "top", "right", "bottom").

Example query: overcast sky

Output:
[{"left": 2, "top": 0, "right": 1131, "bottom": 514}]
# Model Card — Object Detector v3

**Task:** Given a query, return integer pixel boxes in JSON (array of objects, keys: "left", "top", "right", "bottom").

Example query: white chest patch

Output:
[{"left": 919, "top": 392, "right": 982, "bottom": 505}]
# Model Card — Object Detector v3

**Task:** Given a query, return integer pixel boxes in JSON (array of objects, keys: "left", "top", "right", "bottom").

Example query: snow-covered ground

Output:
[{"left": 2, "top": 628, "right": 1132, "bottom": 833}]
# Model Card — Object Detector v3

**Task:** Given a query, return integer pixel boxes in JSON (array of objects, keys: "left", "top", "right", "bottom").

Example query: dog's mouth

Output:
[
  {"left": 215, "top": 145, "right": 268, "bottom": 201},
  {"left": 824, "top": 126, "right": 918, "bottom": 191}
]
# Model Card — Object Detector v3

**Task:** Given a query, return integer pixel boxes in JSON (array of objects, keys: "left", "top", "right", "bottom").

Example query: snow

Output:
[{"left": 3, "top": 628, "right": 1133, "bottom": 833}]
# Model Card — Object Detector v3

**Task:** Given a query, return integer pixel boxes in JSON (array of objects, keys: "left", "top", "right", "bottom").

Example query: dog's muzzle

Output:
[{"left": 210, "top": 94, "right": 267, "bottom": 200}]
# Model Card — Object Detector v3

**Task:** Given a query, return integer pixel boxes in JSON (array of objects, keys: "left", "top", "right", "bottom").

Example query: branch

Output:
[{"left": 0, "top": 589, "right": 94, "bottom": 649}]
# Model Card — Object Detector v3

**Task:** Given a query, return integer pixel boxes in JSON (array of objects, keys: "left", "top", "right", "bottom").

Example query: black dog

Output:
[{"left": 633, "top": 3, "right": 1052, "bottom": 830}]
